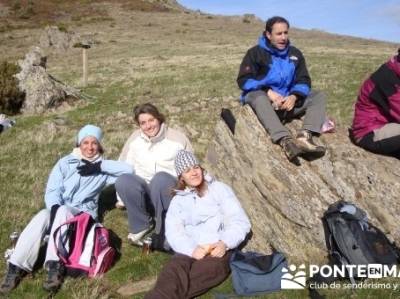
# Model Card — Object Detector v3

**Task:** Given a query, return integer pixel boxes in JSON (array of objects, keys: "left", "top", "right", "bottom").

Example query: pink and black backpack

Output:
[{"left": 53, "top": 212, "right": 116, "bottom": 277}]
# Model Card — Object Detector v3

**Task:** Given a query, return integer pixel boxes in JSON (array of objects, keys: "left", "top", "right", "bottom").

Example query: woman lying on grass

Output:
[
  {"left": 0, "top": 124, "right": 132, "bottom": 294},
  {"left": 145, "top": 150, "right": 251, "bottom": 299}
]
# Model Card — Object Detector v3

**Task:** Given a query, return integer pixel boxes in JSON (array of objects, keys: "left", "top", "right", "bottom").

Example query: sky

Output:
[{"left": 178, "top": 0, "right": 399, "bottom": 43}]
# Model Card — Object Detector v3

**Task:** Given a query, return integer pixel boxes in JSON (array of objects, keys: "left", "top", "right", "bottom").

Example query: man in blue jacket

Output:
[{"left": 237, "top": 16, "right": 326, "bottom": 161}]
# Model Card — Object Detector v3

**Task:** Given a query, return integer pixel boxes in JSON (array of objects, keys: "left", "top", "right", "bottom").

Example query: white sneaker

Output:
[
  {"left": 115, "top": 193, "right": 125, "bottom": 209},
  {"left": 127, "top": 224, "right": 154, "bottom": 246},
  {"left": 115, "top": 200, "right": 125, "bottom": 209}
]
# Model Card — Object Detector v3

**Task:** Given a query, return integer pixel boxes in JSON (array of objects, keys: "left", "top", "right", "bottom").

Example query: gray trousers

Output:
[
  {"left": 115, "top": 172, "right": 177, "bottom": 234},
  {"left": 246, "top": 90, "right": 326, "bottom": 143}
]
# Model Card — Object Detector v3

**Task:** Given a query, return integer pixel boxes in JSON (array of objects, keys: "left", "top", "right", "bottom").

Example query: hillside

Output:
[{"left": 0, "top": 1, "right": 398, "bottom": 298}]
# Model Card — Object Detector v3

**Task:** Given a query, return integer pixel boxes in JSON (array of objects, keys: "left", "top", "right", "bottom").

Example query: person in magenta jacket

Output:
[{"left": 351, "top": 49, "right": 400, "bottom": 157}]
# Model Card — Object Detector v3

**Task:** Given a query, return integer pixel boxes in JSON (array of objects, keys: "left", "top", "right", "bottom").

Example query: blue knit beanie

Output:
[{"left": 77, "top": 125, "right": 103, "bottom": 144}]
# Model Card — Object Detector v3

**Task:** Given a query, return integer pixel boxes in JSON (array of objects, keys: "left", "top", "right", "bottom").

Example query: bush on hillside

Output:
[
  {"left": 0, "top": 61, "right": 25, "bottom": 115},
  {"left": 11, "top": 0, "right": 36, "bottom": 20}
]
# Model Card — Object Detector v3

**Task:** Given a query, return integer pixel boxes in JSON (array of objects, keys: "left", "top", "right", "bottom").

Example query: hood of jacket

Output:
[
  {"left": 258, "top": 35, "right": 290, "bottom": 58},
  {"left": 71, "top": 147, "right": 101, "bottom": 162}
]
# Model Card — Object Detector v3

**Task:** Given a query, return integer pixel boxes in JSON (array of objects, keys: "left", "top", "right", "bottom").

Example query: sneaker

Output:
[
  {"left": 295, "top": 130, "right": 326, "bottom": 154},
  {"left": 43, "top": 261, "right": 64, "bottom": 292},
  {"left": 115, "top": 194, "right": 125, "bottom": 209},
  {"left": 150, "top": 233, "right": 173, "bottom": 254},
  {"left": 0, "top": 263, "right": 25, "bottom": 294},
  {"left": 280, "top": 136, "right": 302, "bottom": 161},
  {"left": 115, "top": 200, "right": 125, "bottom": 210},
  {"left": 127, "top": 224, "right": 154, "bottom": 246}
]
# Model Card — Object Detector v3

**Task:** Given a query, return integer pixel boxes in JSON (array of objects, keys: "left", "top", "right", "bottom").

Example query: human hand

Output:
[
  {"left": 77, "top": 159, "right": 102, "bottom": 176},
  {"left": 267, "top": 90, "right": 284, "bottom": 109},
  {"left": 192, "top": 245, "right": 207, "bottom": 260},
  {"left": 209, "top": 241, "right": 227, "bottom": 258},
  {"left": 281, "top": 95, "right": 297, "bottom": 111}
]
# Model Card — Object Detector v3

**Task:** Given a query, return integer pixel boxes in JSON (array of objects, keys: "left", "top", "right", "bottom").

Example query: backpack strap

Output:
[
  {"left": 53, "top": 212, "right": 93, "bottom": 263},
  {"left": 79, "top": 223, "right": 99, "bottom": 267}
]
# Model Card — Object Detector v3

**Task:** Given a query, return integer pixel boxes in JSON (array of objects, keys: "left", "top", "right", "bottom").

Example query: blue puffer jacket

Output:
[
  {"left": 237, "top": 35, "right": 311, "bottom": 103},
  {"left": 44, "top": 152, "right": 133, "bottom": 219}
]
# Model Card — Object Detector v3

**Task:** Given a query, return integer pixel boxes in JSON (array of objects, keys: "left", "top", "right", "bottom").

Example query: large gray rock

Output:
[
  {"left": 15, "top": 47, "right": 79, "bottom": 114},
  {"left": 205, "top": 105, "right": 400, "bottom": 264},
  {"left": 39, "top": 26, "right": 78, "bottom": 52},
  {"left": 39, "top": 26, "right": 95, "bottom": 52}
]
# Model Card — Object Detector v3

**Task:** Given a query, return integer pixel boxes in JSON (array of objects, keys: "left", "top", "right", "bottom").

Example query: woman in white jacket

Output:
[
  {"left": 145, "top": 150, "right": 251, "bottom": 299},
  {"left": 115, "top": 103, "right": 193, "bottom": 247}
]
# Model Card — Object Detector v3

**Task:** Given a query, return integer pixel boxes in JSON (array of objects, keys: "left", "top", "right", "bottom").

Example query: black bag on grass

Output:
[
  {"left": 322, "top": 200, "right": 399, "bottom": 279},
  {"left": 308, "top": 201, "right": 400, "bottom": 299}
]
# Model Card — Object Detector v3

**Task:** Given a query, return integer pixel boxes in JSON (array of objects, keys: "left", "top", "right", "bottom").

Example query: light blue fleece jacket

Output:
[
  {"left": 44, "top": 152, "right": 133, "bottom": 219},
  {"left": 165, "top": 176, "right": 251, "bottom": 257}
]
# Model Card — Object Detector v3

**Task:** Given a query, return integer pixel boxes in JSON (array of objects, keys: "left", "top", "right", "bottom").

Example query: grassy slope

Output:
[{"left": 0, "top": 1, "right": 398, "bottom": 298}]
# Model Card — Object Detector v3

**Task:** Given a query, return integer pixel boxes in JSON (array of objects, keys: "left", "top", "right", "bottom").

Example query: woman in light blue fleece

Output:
[
  {"left": 146, "top": 150, "right": 251, "bottom": 299},
  {"left": 0, "top": 125, "right": 133, "bottom": 295}
]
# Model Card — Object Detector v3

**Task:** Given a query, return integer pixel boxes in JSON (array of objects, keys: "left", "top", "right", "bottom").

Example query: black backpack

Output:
[
  {"left": 308, "top": 201, "right": 399, "bottom": 299},
  {"left": 323, "top": 200, "right": 399, "bottom": 279}
]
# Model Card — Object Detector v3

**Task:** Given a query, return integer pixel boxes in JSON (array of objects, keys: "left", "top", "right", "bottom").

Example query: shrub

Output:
[
  {"left": 17, "top": 1, "right": 35, "bottom": 20},
  {"left": 243, "top": 14, "right": 255, "bottom": 23},
  {"left": 56, "top": 23, "right": 68, "bottom": 32},
  {"left": 11, "top": 1, "right": 22, "bottom": 12},
  {"left": 0, "top": 61, "right": 25, "bottom": 115}
]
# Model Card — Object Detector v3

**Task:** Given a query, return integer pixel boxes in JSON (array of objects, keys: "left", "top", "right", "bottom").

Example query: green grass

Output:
[{"left": 0, "top": 3, "right": 398, "bottom": 298}]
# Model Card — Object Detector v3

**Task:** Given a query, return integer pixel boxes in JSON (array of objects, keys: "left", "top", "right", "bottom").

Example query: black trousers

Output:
[{"left": 358, "top": 132, "right": 400, "bottom": 158}]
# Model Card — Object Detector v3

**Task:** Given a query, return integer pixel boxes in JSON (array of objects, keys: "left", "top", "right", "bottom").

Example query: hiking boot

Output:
[
  {"left": 280, "top": 136, "right": 302, "bottom": 161},
  {"left": 43, "top": 261, "right": 64, "bottom": 292},
  {"left": 0, "top": 263, "right": 25, "bottom": 294},
  {"left": 150, "top": 233, "right": 173, "bottom": 254},
  {"left": 295, "top": 130, "right": 326, "bottom": 154},
  {"left": 127, "top": 223, "right": 154, "bottom": 246}
]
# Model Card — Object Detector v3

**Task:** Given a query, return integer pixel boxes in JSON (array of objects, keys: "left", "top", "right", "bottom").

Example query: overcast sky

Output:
[{"left": 178, "top": 0, "right": 399, "bottom": 43}]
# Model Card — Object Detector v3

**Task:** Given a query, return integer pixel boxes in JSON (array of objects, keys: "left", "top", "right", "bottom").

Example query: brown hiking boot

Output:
[
  {"left": 296, "top": 130, "right": 326, "bottom": 154},
  {"left": 0, "top": 263, "right": 26, "bottom": 294},
  {"left": 43, "top": 261, "right": 64, "bottom": 292},
  {"left": 280, "top": 136, "right": 302, "bottom": 161}
]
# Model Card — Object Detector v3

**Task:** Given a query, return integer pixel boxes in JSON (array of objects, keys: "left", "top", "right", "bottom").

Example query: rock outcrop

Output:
[
  {"left": 15, "top": 47, "right": 80, "bottom": 114},
  {"left": 205, "top": 105, "right": 400, "bottom": 264},
  {"left": 39, "top": 26, "right": 78, "bottom": 52},
  {"left": 39, "top": 26, "right": 95, "bottom": 52}
]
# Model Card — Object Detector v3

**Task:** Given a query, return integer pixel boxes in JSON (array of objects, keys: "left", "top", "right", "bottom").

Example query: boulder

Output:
[
  {"left": 39, "top": 26, "right": 77, "bottom": 52},
  {"left": 15, "top": 47, "right": 80, "bottom": 114},
  {"left": 205, "top": 105, "right": 400, "bottom": 264}
]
